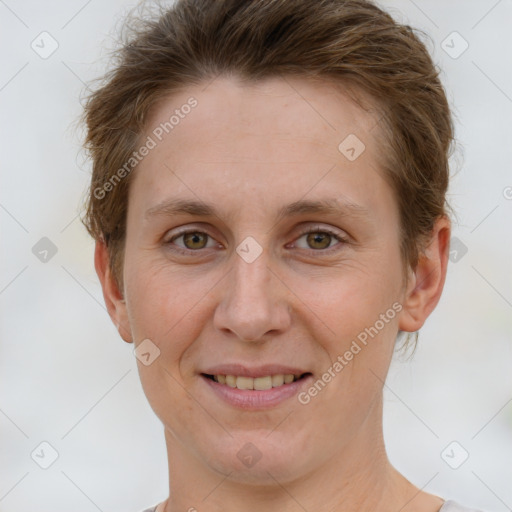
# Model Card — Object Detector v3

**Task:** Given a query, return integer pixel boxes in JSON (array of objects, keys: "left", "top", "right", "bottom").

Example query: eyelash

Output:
[{"left": 164, "top": 226, "right": 349, "bottom": 256}]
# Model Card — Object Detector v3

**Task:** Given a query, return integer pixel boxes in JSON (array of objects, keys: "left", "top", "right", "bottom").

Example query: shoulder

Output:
[{"left": 440, "top": 500, "right": 488, "bottom": 512}]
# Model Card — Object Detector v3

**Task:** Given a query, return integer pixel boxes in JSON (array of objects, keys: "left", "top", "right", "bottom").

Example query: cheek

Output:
[
  {"left": 124, "top": 252, "right": 182, "bottom": 329},
  {"left": 291, "top": 259, "right": 401, "bottom": 339},
  {"left": 123, "top": 260, "right": 206, "bottom": 422},
  {"left": 123, "top": 256, "right": 217, "bottom": 363},
  {"left": 288, "top": 258, "right": 402, "bottom": 399}
]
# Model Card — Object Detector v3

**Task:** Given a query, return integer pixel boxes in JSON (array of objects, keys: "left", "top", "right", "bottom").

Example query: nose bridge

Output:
[
  {"left": 233, "top": 249, "right": 273, "bottom": 301},
  {"left": 214, "top": 246, "right": 290, "bottom": 342}
]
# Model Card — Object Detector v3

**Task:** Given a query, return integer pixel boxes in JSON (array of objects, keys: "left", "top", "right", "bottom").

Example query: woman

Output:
[{"left": 81, "top": 1, "right": 484, "bottom": 511}]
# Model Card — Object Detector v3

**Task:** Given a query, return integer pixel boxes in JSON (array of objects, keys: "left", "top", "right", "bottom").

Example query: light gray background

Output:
[{"left": 1, "top": 1, "right": 511, "bottom": 511}]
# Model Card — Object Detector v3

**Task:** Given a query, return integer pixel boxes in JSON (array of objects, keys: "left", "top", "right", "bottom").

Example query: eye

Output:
[
  {"left": 164, "top": 230, "right": 218, "bottom": 253},
  {"left": 293, "top": 226, "right": 348, "bottom": 252},
  {"left": 163, "top": 225, "right": 349, "bottom": 255}
]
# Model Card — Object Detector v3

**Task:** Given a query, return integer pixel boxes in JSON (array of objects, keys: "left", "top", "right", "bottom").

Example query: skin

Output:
[{"left": 95, "top": 76, "right": 450, "bottom": 512}]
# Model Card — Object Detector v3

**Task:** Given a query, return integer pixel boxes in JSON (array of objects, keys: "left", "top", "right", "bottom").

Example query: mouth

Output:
[
  {"left": 201, "top": 372, "right": 311, "bottom": 390},
  {"left": 200, "top": 372, "right": 314, "bottom": 410}
]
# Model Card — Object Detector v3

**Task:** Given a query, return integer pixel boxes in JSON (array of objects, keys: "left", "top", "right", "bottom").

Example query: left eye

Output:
[{"left": 293, "top": 228, "right": 347, "bottom": 251}]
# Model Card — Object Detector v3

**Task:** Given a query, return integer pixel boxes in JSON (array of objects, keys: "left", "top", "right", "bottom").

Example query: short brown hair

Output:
[{"left": 81, "top": 0, "right": 454, "bottom": 314}]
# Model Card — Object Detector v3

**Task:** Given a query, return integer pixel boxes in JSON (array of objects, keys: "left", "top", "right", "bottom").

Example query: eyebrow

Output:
[{"left": 145, "top": 197, "right": 371, "bottom": 223}]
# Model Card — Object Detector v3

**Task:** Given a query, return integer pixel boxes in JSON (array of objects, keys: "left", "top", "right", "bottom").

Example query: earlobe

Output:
[
  {"left": 398, "top": 216, "right": 451, "bottom": 333},
  {"left": 94, "top": 239, "right": 133, "bottom": 343}
]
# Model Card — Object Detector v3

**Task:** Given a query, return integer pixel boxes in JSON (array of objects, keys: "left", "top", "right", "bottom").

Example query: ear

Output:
[
  {"left": 94, "top": 239, "right": 133, "bottom": 343},
  {"left": 398, "top": 215, "right": 451, "bottom": 333}
]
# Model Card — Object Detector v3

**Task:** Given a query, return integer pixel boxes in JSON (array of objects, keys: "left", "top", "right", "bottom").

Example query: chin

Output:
[{"left": 203, "top": 434, "right": 311, "bottom": 485}]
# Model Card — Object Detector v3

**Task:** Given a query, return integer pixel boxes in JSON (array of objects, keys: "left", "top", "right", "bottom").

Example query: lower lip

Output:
[{"left": 200, "top": 374, "right": 313, "bottom": 410}]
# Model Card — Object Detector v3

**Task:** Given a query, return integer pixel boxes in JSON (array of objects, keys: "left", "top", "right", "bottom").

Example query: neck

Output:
[{"left": 160, "top": 398, "right": 441, "bottom": 512}]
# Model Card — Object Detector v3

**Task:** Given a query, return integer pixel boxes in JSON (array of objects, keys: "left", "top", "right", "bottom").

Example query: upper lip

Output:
[{"left": 201, "top": 364, "right": 310, "bottom": 379}]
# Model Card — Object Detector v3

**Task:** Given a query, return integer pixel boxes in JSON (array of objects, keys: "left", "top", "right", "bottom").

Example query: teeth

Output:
[
  {"left": 271, "top": 374, "right": 284, "bottom": 387},
  {"left": 212, "top": 374, "right": 301, "bottom": 390}
]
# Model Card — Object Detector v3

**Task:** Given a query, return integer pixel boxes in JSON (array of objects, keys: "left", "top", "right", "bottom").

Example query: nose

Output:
[{"left": 213, "top": 249, "right": 291, "bottom": 342}]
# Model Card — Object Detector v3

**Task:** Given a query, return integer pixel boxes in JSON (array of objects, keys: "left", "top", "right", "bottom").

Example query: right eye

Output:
[{"left": 164, "top": 229, "right": 220, "bottom": 253}]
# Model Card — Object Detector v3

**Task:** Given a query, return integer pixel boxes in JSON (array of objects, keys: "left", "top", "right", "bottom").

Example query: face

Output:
[{"left": 105, "top": 76, "right": 439, "bottom": 484}]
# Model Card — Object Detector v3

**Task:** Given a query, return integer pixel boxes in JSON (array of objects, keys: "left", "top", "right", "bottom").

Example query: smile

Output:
[
  {"left": 203, "top": 373, "right": 309, "bottom": 390},
  {"left": 200, "top": 372, "right": 313, "bottom": 410}
]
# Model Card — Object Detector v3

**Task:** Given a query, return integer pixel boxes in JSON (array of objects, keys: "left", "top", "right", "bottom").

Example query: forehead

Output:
[
  {"left": 129, "top": 75, "right": 393, "bottom": 222},
  {"left": 145, "top": 75, "right": 381, "bottom": 157}
]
